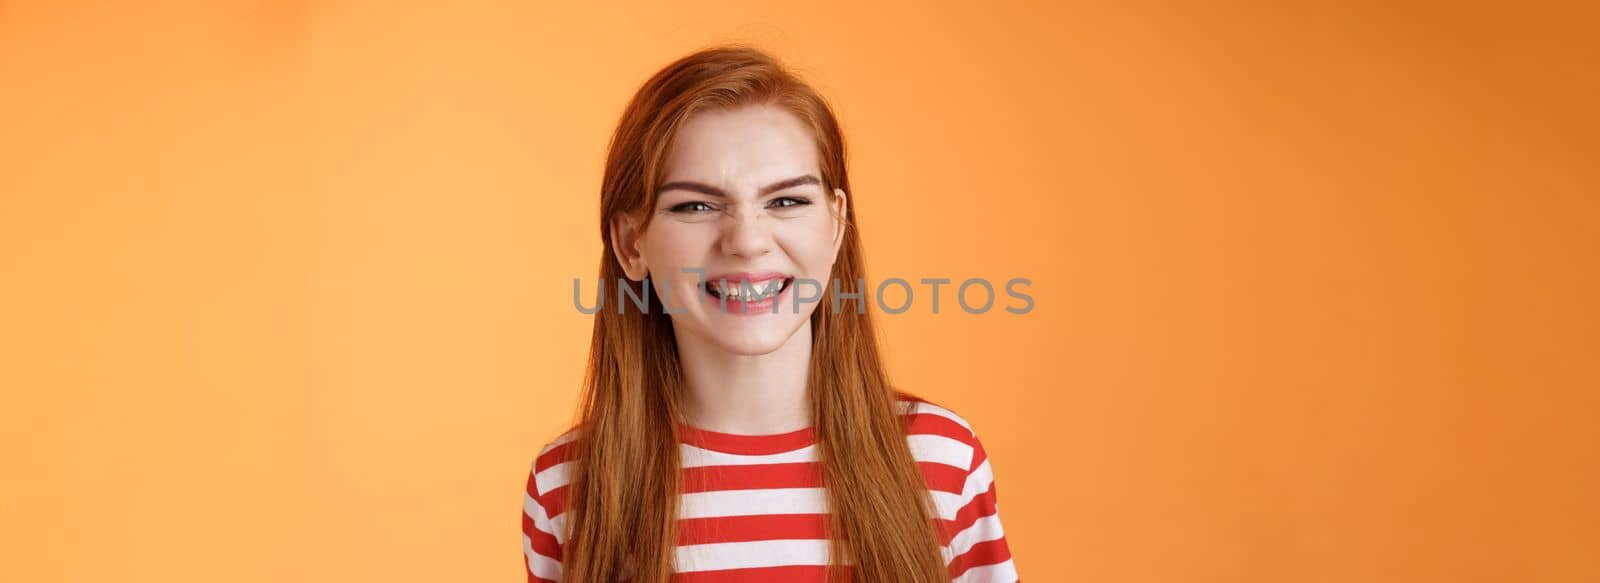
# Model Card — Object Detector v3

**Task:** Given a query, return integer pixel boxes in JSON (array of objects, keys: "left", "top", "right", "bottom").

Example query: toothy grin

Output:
[{"left": 704, "top": 277, "right": 794, "bottom": 301}]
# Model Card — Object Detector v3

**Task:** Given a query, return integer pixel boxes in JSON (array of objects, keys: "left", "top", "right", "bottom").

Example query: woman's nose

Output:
[{"left": 719, "top": 207, "right": 775, "bottom": 258}]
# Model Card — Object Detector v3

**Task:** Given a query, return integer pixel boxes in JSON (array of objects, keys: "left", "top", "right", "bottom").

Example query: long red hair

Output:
[{"left": 560, "top": 44, "right": 949, "bottom": 582}]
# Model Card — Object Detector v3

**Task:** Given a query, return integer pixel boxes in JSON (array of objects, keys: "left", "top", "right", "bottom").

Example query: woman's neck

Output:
[{"left": 673, "top": 322, "right": 812, "bottom": 435}]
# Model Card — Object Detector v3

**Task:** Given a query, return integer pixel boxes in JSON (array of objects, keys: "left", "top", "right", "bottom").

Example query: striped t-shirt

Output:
[{"left": 520, "top": 396, "right": 1019, "bottom": 582}]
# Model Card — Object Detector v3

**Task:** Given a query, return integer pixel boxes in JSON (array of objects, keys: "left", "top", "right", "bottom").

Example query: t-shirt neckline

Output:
[{"left": 674, "top": 422, "right": 817, "bottom": 455}]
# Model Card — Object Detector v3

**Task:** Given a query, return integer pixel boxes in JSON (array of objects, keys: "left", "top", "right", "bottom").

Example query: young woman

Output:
[{"left": 521, "top": 45, "right": 1019, "bottom": 582}]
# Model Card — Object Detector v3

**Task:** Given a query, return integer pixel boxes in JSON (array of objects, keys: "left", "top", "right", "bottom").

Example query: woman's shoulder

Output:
[
  {"left": 894, "top": 391, "right": 986, "bottom": 472},
  {"left": 526, "top": 426, "right": 581, "bottom": 500},
  {"left": 895, "top": 391, "right": 977, "bottom": 435},
  {"left": 532, "top": 425, "right": 581, "bottom": 459}
]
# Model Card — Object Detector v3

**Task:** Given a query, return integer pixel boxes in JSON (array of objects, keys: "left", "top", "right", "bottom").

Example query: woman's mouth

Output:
[
  {"left": 700, "top": 273, "right": 796, "bottom": 315},
  {"left": 703, "top": 277, "right": 794, "bottom": 301}
]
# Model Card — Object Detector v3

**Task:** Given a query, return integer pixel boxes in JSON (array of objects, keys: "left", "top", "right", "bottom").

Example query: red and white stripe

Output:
[{"left": 521, "top": 397, "right": 1018, "bottom": 582}]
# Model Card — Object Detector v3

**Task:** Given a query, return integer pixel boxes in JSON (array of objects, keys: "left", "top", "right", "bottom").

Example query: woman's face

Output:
[{"left": 612, "top": 103, "right": 847, "bottom": 356}]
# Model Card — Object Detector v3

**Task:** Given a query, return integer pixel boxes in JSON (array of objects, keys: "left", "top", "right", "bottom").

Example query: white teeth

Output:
[{"left": 711, "top": 279, "right": 785, "bottom": 300}]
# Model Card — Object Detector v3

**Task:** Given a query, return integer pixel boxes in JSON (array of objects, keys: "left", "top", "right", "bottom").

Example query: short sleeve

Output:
[
  {"left": 521, "top": 459, "right": 565, "bottom": 582},
  {"left": 944, "top": 430, "right": 1020, "bottom": 582}
]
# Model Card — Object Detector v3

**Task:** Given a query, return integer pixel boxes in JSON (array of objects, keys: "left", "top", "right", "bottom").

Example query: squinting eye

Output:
[
  {"left": 668, "top": 201, "right": 717, "bottom": 213},
  {"left": 769, "top": 197, "right": 811, "bottom": 209}
]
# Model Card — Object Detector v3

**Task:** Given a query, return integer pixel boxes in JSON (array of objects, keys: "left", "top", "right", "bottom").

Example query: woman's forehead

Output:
[{"left": 663, "top": 104, "right": 819, "bottom": 188}]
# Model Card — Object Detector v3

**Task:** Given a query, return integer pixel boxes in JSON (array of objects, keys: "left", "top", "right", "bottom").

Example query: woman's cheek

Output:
[
  {"left": 648, "top": 226, "right": 707, "bottom": 269},
  {"left": 792, "top": 218, "right": 837, "bottom": 263}
]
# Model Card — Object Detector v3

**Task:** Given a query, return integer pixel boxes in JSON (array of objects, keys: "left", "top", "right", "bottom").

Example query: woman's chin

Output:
[{"left": 690, "top": 319, "right": 805, "bottom": 356}]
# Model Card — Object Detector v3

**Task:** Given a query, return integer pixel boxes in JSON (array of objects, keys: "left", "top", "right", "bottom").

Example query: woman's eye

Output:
[
  {"left": 769, "top": 197, "right": 811, "bottom": 209},
  {"left": 668, "top": 201, "right": 716, "bottom": 213}
]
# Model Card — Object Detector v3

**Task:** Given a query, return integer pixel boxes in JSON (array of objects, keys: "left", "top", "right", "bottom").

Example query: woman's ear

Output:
[
  {"left": 830, "top": 188, "right": 849, "bottom": 256},
  {"left": 609, "top": 213, "right": 650, "bottom": 281}
]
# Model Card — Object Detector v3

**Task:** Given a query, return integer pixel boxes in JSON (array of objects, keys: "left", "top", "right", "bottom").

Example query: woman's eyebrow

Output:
[{"left": 657, "top": 174, "right": 821, "bottom": 198}]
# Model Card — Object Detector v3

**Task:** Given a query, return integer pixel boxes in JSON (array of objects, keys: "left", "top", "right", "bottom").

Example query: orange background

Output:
[{"left": 3, "top": 1, "right": 1597, "bottom": 581}]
